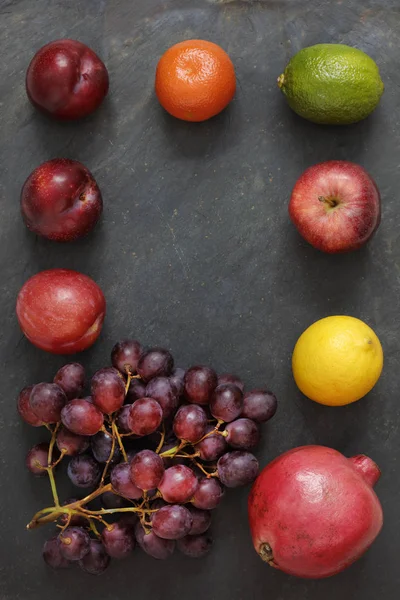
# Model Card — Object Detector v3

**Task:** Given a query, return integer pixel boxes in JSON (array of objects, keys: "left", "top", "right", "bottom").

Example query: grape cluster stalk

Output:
[{"left": 19, "top": 340, "right": 277, "bottom": 574}]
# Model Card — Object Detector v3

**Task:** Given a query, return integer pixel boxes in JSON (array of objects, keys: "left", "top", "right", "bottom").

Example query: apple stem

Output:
[{"left": 318, "top": 196, "right": 338, "bottom": 208}]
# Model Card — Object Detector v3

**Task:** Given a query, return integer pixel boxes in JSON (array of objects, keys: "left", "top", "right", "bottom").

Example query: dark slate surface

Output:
[{"left": 0, "top": 0, "right": 399, "bottom": 598}]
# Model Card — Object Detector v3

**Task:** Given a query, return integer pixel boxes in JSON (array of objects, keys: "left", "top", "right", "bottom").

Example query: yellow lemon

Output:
[{"left": 292, "top": 316, "right": 383, "bottom": 406}]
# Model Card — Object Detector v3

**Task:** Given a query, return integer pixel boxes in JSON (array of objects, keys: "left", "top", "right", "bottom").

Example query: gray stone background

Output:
[{"left": 0, "top": 1, "right": 399, "bottom": 599}]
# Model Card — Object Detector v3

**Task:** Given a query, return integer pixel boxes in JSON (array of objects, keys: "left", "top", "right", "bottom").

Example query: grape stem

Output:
[
  {"left": 174, "top": 452, "right": 200, "bottom": 459},
  {"left": 195, "top": 420, "right": 225, "bottom": 444},
  {"left": 193, "top": 460, "right": 216, "bottom": 478},
  {"left": 27, "top": 411, "right": 226, "bottom": 535},
  {"left": 46, "top": 469, "right": 60, "bottom": 508},
  {"left": 193, "top": 460, "right": 218, "bottom": 479},
  {"left": 80, "top": 506, "right": 158, "bottom": 517},
  {"left": 112, "top": 420, "right": 128, "bottom": 462},
  {"left": 138, "top": 496, "right": 152, "bottom": 509},
  {"left": 52, "top": 448, "right": 67, "bottom": 468},
  {"left": 159, "top": 420, "right": 225, "bottom": 458},
  {"left": 100, "top": 418, "right": 117, "bottom": 485},
  {"left": 155, "top": 424, "right": 165, "bottom": 454},
  {"left": 27, "top": 483, "right": 112, "bottom": 529},
  {"left": 89, "top": 520, "right": 101, "bottom": 538},
  {"left": 46, "top": 422, "right": 61, "bottom": 507},
  {"left": 27, "top": 482, "right": 156, "bottom": 531},
  {"left": 60, "top": 513, "right": 72, "bottom": 532},
  {"left": 159, "top": 441, "right": 184, "bottom": 458},
  {"left": 124, "top": 371, "right": 132, "bottom": 394},
  {"left": 124, "top": 372, "right": 141, "bottom": 394},
  {"left": 140, "top": 514, "right": 152, "bottom": 535},
  {"left": 47, "top": 421, "right": 59, "bottom": 466}
]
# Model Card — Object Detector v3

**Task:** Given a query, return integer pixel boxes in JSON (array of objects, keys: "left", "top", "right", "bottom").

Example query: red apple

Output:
[
  {"left": 26, "top": 39, "right": 109, "bottom": 120},
  {"left": 21, "top": 158, "right": 103, "bottom": 242},
  {"left": 289, "top": 160, "right": 381, "bottom": 253},
  {"left": 16, "top": 269, "right": 106, "bottom": 354}
]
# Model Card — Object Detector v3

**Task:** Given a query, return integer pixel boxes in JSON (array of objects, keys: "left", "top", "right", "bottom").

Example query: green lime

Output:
[{"left": 278, "top": 44, "right": 384, "bottom": 124}]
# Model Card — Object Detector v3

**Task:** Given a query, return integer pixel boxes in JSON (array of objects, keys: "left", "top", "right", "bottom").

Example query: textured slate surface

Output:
[{"left": 0, "top": 0, "right": 399, "bottom": 598}]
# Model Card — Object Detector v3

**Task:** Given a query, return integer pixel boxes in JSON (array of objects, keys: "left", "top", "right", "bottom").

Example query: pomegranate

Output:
[{"left": 248, "top": 445, "right": 383, "bottom": 579}]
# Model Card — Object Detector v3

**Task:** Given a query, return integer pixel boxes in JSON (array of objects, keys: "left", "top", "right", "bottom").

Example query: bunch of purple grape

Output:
[{"left": 19, "top": 340, "right": 277, "bottom": 575}]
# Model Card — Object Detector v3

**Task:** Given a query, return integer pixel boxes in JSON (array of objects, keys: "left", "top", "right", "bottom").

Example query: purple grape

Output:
[
  {"left": 130, "top": 449, "right": 164, "bottom": 491},
  {"left": 90, "top": 430, "right": 120, "bottom": 464},
  {"left": 111, "top": 339, "right": 142, "bottom": 375},
  {"left": 118, "top": 513, "right": 138, "bottom": 529},
  {"left": 67, "top": 455, "right": 101, "bottom": 488},
  {"left": 145, "top": 377, "right": 178, "bottom": 419},
  {"left": 56, "top": 426, "right": 89, "bottom": 456},
  {"left": 54, "top": 363, "right": 85, "bottom": 400},
  {"left": 173, "top": 404, "right": 207, "bottom": 443},
  {"left": 184, "top": 366, "right": 217, "bottom": 405},
  {"left": 101, "top": 491, "right": 128, "bottom": 509},
  {"left": 61, "top": 398, "right": 104, "bottom": 436},
  {"left": 43, "top": 536, "right": 70, "bottom": 569},
  {"left": 210, "top": 383, "right": 243, "bottom": 422},
  {"left": 125, "top": 448, "right": 138, "bottom": 462},
  {"left": 101, "top": 521, "right": 135, "bottom": 558},
  {"left": 195, "top": 425, "right": 227, "bottom": 461},
  {"left": 177, "top": 534, "right": 212, "bottom": 558},
  {"left": 116, "top": 404, "right": 133, "bottom": 433},
  {"left": 79, "top": 539, "right": 110, "bottom": 575},
  {"left": 135, "top": 523, "right": 175, "bottom": 559},
  {"left": 26, "top": 442, "right": 49, "bottom": 476},
  {"left": 225, "top": 418, "right": 260, "bottom": 449},
  {"left": 187, "top": 506, "right": 211, "bottom": 535},
  {"left": 151, "top": 505, "right": 193, "bottom": 540},
  {"left": 17, "top": 385, "right": 42, "bottom": 427},
  {"left": 191, "top": 477, "right": 224, "bottom": 510},
  {"left": 218, "top": 373, "right": 244, "bottom": 392},
  {"left": 217, "top": 451, "right": 259, "bottom": 487},
  {"left": 91, "top": 367, "right": 125, "bottom": 414},
  {"left": 127, "top": 397, "right": 163, "bottom": 436},
  {"left": 126, "top": 378, "right": 147, "bottom": 402},
  {"left": 150, "top": 498, "right": 167, "bottom": 510},
  {"left": 169, "top": 367, "right": 186, "bottom": 397},
  {"left": 158, "top": 465, "right": 198, "bottom": 504},
  {"left": 242, "top": 389, "right": 277, "bottom": 422},
  {"left": 137, "top": 348, "right": 174, "bottom": 382},
  {"left": 59, "top": 526, "right": 90, "bottom": 561},
  {"left": 30, "top": 382, "right": 67, "bottom": 424},
  {"left": 110, "top": 463, "right": 143, "bottom": 499}
]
